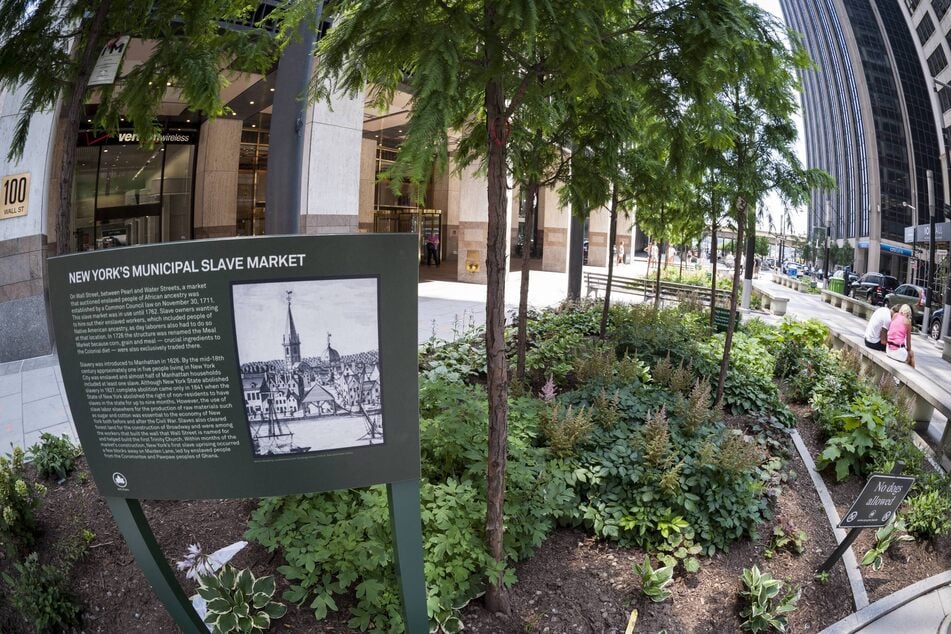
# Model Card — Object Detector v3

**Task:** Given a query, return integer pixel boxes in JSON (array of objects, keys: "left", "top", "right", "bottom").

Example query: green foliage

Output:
[
  {"left": 739, "top": 566, "right": 800, "bottom": 633},
  {"left": 0, "top": 447, "right": 46, "bottom": 553},
  {"left": 1, "top": 529, "right": 91, "bottom": 632},
  {"left": 539, "top": 402, "right": 594, "bottom": 458},
  {"left": 816, "top": 393, "right": 909, "bottom": 481},
  {"left": 419, "top": 329, "right": 486, "bottom": 384},
  {"left": 814, "top": 571, "right": 830, "bottom": 585},
  {"left": 197, "top": 565, "right": 287, "bottom": 634},
  {"left": 861, "top": 516, "right": 914, "bottom": 571},
  {"left": 28, "top": 433, "right": 81, "bottom": 481},
  {"left": 903, "top": 475, "right": 951, "bottom": 539},
  {"left": 247, "top": 379, "right": 572, "bottom": 631},
  {"left": 2, "top": 552, "right": 81, "bottom": 632},
  {"left": 633, "top": 556, "right": 675, "bottom": 603},
  {"left": 763, "top": 521, "right": 807, "bottom": 559}
]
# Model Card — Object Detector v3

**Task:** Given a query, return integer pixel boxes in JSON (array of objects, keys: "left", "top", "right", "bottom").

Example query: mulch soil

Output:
[
  {"left": 792, "top": 403, "right": 951, "bottom": 603},
  {"left": 0, "top": 399, "right": 946, "bottom": 633}
]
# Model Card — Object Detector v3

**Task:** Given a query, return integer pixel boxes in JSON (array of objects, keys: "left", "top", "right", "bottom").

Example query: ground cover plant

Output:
[{"left": 246, "top": 302, "right": 802, "bottom": 630}]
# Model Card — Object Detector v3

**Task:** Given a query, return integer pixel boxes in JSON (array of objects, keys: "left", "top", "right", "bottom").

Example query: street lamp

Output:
[
  {"left": 823, "top": 201, "right": 832, "bottom": 282},
  {"left": 902, "top": 201, "right": 918, "bottom": 282}
]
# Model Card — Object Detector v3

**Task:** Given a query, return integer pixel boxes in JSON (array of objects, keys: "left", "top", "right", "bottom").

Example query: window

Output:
[
  {"left": 928, "top": 47, "right": 948, "bottom": 75},
  {"left": 935, "top": 0, "right": 951, "bottom": 18},
  {"left": 916, "top": 13, "right": 935, "bottom": 43}
]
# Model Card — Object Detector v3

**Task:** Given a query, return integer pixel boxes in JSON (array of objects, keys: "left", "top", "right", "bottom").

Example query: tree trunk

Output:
[
  {"left": 56, "top": 0, "right": 114, "bottom": 255},
  {"left": 599, "top": 184, "right": 619, "bottom": 339},
  {"left": 678, "top": 241, "right": 685, "bottom": 281},
  {"left": 654, "top": 208, "right": 664, "bottom": 309},
  {"left": 709, "top": 223, "right": 719, "bottom": 330},
  {"left": 482, "top": 18, "right": 511, "bottom": 613},
  {"left": 516, "top": 181, "right": 538, "bottom": 381},
  {"left": 715, "top": 199, "right": 746, "bottom": 405}
]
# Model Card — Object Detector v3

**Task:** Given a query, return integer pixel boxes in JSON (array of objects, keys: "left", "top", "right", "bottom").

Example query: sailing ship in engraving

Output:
[{"left": 232, "top": 280, "right": 384, "bottom": 457}]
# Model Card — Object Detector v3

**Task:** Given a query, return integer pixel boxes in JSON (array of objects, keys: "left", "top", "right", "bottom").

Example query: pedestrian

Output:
[
  {"left": 425, "top": 233, "right": 438, "bottom": 266},
  {"left": 617, "top": 242, "right": 625, "bottom": 265},
  {"left": 885, "top": 304, "right": 916, "bottom": 367},
  {"left": 648, "top": 241, "right": 658, "bottom": 273},
  {"left": 864, "top": 304, "right": 899, "bottom": 351}
]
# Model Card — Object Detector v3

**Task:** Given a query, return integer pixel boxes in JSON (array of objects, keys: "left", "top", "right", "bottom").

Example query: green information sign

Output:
[
  {"left": 713, "top": 306, "right": 741, "bottom": 332},
  {"left": 48, "top": 235, "right": 428, "bottom": 632}
]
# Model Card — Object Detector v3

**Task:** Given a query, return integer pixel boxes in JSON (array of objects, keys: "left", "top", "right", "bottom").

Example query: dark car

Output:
[
  {"left": 884, "top": 284, "right": 929, "bottom": 324},
  {"left": 849, "top": 273, "right": 898, "bottom": 305},
  {"left": 929, "top": 308, "right": 945, "bottom": 340}
]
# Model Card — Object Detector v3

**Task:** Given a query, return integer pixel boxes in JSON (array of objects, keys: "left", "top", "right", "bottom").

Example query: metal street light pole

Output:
[
  {"left": 823, "top": 201, "right": 832, "bottom": 283},
  {"left": 902, "top": 201, "right": 918, "bottom": 283},
  {"left": 929, "top": 78, "right": 951, "bottom": 339},
  {"left": 924, "top": 170, "right": 936, "bottom": 331}
]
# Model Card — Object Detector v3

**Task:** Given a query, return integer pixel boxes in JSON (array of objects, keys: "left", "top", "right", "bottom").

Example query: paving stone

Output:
[
  {"left": 859, "top": 594, "right": 946, "bottom": 633},
  {"left": 22, "top": 394, "right": 69, "bottom": 431},
  {"left": 0, "top": 372, "right": 19, "bottom": 397},
  {"left": 0, "top": 392, "right": 20, "bottom": 423},
  {"left": 24, "top": 420, "right": 77, "bottom": 449},
  {"left": 20, "top": 367, "right": 58, "bottom": 402}
]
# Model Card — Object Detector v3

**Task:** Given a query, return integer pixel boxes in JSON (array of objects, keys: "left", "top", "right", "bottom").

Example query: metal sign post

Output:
[
  {"left": 48, "top": 235, "right": 429, "bottom": 633},
  {"left": 816, "top": 464, "right": 913, "bottom": 575}
]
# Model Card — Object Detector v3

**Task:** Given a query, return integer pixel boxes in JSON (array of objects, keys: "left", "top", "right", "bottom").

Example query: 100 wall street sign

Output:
[{"left": 48, "top": 234, "right": 428, "bottom": 632}]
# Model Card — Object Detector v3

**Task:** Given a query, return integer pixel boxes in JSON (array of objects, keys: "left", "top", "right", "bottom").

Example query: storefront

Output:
[{"left": 72, "top": 125, "right": 198, "bottom": 251}]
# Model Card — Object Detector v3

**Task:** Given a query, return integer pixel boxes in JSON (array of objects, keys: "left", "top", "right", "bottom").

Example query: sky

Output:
[
  {"left": 753, "top": 0, "right": 810, "bottom": 237},
  {"left": 232, "top": 278, "right": 380, "bottom": 363}
]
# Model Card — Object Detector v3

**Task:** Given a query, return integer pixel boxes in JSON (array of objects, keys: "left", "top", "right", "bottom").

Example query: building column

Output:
[
  {"left": 541, "top": 186, "right": 569, "bottom": 272},
  {"left": 193, "top": 118, "right": 241, "bottom": 239},
  {"left": 587, "top": 207, "right": 610, "bottom": 267},
  {"left": 431, "top": 164, "right": 461, "bottom": 266},
  {"left": 455, "top": 163, "right": 509, "bottom": 284},
  {"left": 358, "top": 137, "right": 377, "bottom": 233},
  {"left": 299, "top": 90, "right": 364, "bottom": 234},
  {"left": 0, "top": 83, "right": 57, "bottom": 360}
]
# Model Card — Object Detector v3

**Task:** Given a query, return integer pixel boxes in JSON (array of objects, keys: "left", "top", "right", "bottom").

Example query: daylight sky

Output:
[{"left": 754, "top": 0, "right": 810, "bottom": 237}]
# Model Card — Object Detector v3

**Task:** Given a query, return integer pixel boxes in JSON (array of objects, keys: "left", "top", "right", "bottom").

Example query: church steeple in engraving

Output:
[{"left": 283, "top": 290, "right": 301, "bottom": 366}]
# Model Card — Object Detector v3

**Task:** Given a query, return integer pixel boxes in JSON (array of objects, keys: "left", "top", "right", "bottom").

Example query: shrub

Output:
[
  {"left": 539, "top": 402, "right": 593, "bottom": 458},
  {"left": 2, "top": 552, "right": 82, "bottom": 631},
  {"left": 817, "top": 393, "right": 909, "bottom": 481},
  {"left": 739, "top": 566, "right": 800, "bottom": 633},
  {"left": 247, "top": 379, "right": 573, "bottom": 631},
  {"left": 28, "top": 432, "right": 81, "bottom": 481},
  {"left": 419, "top": 330, "right": 486, "bottom": 384},
  {"left": 903, "top": 475, "right": 951, "bottom": 539},
  {"left": 197, "top": 565, "right": 286, "bottom": 633},
  {"left": 763, "top": 521, "right": 807, "bottom": 559},
  {"left": 0, "top": 446, "right": 46, "bottom": 553}
]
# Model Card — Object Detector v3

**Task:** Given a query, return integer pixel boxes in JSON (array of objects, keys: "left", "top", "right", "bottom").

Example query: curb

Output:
[
  {"left": 788, "top": 429, "right": 868, "bottom": 610},
  {"left": 817, "top": 572, "right": 951, "bottom": 634}
]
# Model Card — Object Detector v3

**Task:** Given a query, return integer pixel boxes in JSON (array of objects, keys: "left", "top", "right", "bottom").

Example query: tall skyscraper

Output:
[{"left": 779, "top": 0, "right": 946, "bottom": 278}]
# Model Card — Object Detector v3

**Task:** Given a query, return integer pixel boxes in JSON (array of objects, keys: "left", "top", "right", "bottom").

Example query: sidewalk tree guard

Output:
[{"left": 47, "top": 235, "right": 428, "bottom": 632}]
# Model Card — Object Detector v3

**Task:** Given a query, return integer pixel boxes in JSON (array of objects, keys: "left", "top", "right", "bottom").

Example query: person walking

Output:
[
  {"left": 864, "top": 304, "right": 898, "bottom": 351},
  {"left": 617, "top": 242, "right": 625, "bottom": 265},
  {"left": 886, "top": 304, "right": 916, "bottom": 367}
]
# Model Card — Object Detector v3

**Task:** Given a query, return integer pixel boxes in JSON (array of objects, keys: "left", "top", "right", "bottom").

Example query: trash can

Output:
[{"left": 828, "top": 278, "right": 845, "bottom": 294}]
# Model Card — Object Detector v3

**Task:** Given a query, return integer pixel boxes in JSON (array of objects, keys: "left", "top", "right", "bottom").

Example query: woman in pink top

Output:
[{"left": 885, "top": 304, "right": 915, "bottom": 367}]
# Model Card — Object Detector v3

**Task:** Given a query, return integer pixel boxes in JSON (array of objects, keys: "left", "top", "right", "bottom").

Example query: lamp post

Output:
[
  {"left": 924, "top": 170, "right": 936, "bottom": 330},
  {"left": 823, "top": 201, "right": 833, "bottom": 282},
  {"left": 929, "top": 78, "right": 951, "bottom": 339},
  {"left": 902, "top": 201, "right": 918, "bottom": 283}
]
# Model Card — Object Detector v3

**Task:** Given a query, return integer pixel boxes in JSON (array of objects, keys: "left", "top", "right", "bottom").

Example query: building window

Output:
[
  {"left": 928, "top": 47, "right": 948, "bottom": 75},
  {"left": 916, "top": 13, "right": 934, "bottom": 43},
  {"left": 935, "top": 0, "right": 951, "bottom": 18}
]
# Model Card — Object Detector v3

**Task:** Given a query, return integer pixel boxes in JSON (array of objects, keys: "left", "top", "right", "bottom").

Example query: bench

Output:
[
  {"left": 827, "top": 330, "right": 951, "bottom": 470},
  {"left": 772, "top": 272, "right": 818, "bottom": 293},
  {"left": 820, "top": 289, "right": 877, "bottom": 320},
  {"left": 584, "top": 272, "right": 732, "bottom": 306},
  {"left": 751, "top": 284, "right": 789, "bottom": 316}
]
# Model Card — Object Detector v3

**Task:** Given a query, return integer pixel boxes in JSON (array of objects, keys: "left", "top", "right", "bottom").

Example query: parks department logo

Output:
[{"left": 112, "top": 472, "right": 128, "bottom": 489}]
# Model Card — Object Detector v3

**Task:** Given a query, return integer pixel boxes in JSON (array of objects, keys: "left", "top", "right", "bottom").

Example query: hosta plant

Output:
[
  {"left": 739, "top": 565, "right": 800, "bottom": 632},
  {"left": 861, "top": 516, "right": 914, "bottom": 571},
  {"left": 197, "top": 564, "right": 286, "bottom": 633},
  {"left": 633, "top": 555, "right": 675, "bottom": 603}
]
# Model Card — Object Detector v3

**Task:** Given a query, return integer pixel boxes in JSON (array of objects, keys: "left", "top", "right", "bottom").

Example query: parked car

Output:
[
  {"left": 831, "top": 268, "right": 859, "bottom": 293},
  {"left": 929, "top": 308, "right": 945, "bottom": 340},
  {"left": 849, "top": 273, "right": 898, "bottom": 305},
  {"left": 884, "top": 284, "right": 929, "bottom": 324}
]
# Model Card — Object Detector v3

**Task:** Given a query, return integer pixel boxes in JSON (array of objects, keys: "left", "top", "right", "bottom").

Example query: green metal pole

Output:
[
  {"left": 387, "top": 479, "right": 429, "bottom": 633},
  {"left": 106, "top": 497, "right": 206, "bottom": 632}
]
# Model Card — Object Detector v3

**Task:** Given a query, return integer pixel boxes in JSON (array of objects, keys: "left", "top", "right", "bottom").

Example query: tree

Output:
[
  {"left": 0, "top": 1, "right": 281, "bottom": 254},
  {"left": 700, "top": 7, "right": 833, "bottom": 405}
]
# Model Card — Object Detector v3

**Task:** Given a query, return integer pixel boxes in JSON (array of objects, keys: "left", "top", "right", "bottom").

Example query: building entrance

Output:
[{"left": 72, "top": 129, "right": 196, "bottom": 251}]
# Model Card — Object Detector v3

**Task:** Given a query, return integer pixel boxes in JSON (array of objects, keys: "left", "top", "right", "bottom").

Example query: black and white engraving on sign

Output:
[{"left": 232, "top": 278, "right": 384, "bottom": 458}]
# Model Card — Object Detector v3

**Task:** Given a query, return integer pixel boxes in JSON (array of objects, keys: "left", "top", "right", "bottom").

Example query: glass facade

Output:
[
  {"left": 780, "top": 0, "right": 946, "bottom": 265},
  {"left": 72, "top": 128, "right": 196, "bottom": 251},
  {"left": 237, "top": 113, "right": 270, "bottom": 236}
]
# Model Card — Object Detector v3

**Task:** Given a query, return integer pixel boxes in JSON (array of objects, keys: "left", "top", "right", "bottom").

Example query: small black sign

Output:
[{"left": 839, "top": 474, "right": 916, "bottom": 529}]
